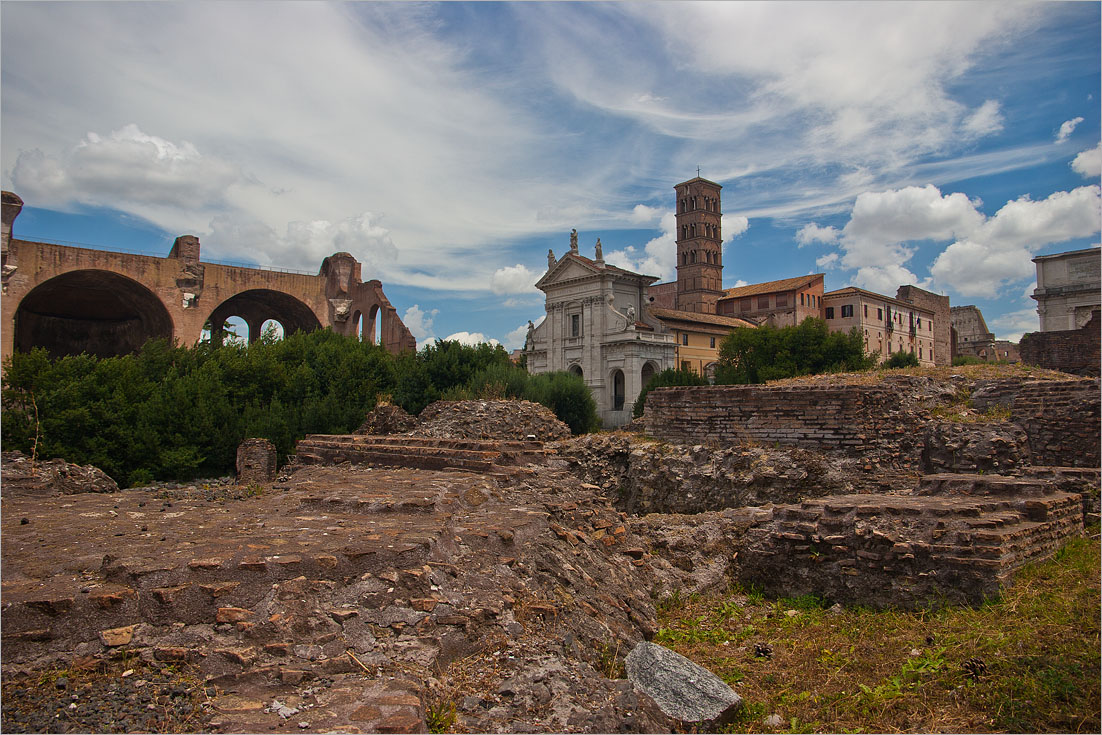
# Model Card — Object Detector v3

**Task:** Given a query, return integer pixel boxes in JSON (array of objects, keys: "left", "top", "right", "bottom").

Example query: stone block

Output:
[{"left": 625, "top": 641, "right": 742, "bottom": 726}]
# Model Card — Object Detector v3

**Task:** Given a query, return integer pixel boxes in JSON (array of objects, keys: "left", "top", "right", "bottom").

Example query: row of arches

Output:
[
  {"left": 681, "top": 249, "right": 719, "bottom": 266},
  {"left": 680, "top": 222, "right": 720, "bottom": 240},
  {"left": 12, "top": 269, "right": 385, "bottom": 359},
  {"left": 677, "top": 196, "right": 719, "bottom": 214}
]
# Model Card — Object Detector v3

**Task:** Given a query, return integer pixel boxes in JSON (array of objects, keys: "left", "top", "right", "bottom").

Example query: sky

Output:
[{"left": 2, "top": 1, "right": 1100, "bottom": 349}]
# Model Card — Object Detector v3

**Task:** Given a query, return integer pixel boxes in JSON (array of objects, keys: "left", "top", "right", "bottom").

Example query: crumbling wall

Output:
[
  {"left": 735, "top": 475, "right": 1083, "bottom": 609},
  {"left": 1019, "top": 310, "right": 1100, "bottom": 377},
  {"left": 1011, "top": 380, "right": 1100, "bottom": 467}
]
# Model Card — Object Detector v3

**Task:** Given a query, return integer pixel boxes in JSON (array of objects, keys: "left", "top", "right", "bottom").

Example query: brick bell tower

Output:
[{"left": 675, "top": 176, "right": 724, "bottom": 313}]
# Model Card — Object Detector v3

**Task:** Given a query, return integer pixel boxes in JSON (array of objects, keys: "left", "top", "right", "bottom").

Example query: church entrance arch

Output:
[
  {"left": 569, "top": 363, "right": 583, "bottom": 378},
  {"left": 207, "top": 289, "right": 321, "bottom": 346},
  {"left": 13, "top": 269, "right": 173, "bottom": 358},
  {"left": 641, "top": 361, "right": 657, "bottom": 389}
]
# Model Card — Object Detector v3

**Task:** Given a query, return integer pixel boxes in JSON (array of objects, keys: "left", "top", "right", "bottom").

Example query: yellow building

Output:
[{"left": 648, "top": 307, "right": 756, "bottom": 377}]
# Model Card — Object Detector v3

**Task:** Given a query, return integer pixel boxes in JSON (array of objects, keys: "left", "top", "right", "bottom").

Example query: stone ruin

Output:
[{"left": 1, "top": 371, "right": 1098, "bottom": 733}]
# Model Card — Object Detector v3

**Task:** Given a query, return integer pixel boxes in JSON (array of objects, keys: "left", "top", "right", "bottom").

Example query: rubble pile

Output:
[
  {"left": 0, "top": 450, "right": 119, "bottom": 497},
  {"left": 355, "top": 402, "right": 418, "bottom": 435},
  {"left": 416, "top": 400, "right": 571, "bottom": 441}
]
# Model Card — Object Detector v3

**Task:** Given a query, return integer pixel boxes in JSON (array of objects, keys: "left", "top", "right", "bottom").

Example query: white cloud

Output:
[
  {"left": 629, "top": 204, "right": 663, "bottom": 224},
  {"left": 929, "top": 185, "right": 1101, "bottom": 296},
  {"left": 731, "top": 279, "right": 748, "bottom": 288},
  {"left": 816, "top": 252, "right": 841, "bottom": 269},
  {"left": 851, "top": 264, "right": 921, "bottom": 295},
  {"left": 1071, "top": 143, "right": 1102, "bottom": 178},
  {"left": 723, "top": 214, "right": 750, "bottom": 240},
  {"left": 796, "top": 223, "right": 840, "bottom": 246},
  {"left": 962, "top": 100, "right": 1004, "bottom": 137},
  {"left": 443, "top": 331, "right": 500, "bottom": 347},
  {"left": 988, "top": 307, "right": 1039, "bottom": 342},
  {"left": 206, "top": 210, "right": 398, "bottom": 271},
  {"left": 1056, "top": 116, "right": 1085, "bottom": 143},
  {"left": 11, "top": 124, "right": 240, "bottom": 230},
  {"left": 490, "top": 264, "right": 538, "bottom": 295},
  {"left": 604, "top": 211, "right": 677, "bottom": 281},
  {"left": 402, "top": 304, "right": 438, "bottom": 344}
]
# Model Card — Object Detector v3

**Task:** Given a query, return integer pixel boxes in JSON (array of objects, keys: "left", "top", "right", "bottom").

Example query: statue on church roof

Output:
[
  {"left": 569, "top": 228, "right": 578, "bottom": 253},
  {"left": 547, "top": 248, "right": 556, "bottom": 269},
  {"left": 595, "top": 237, "right": 603, "bottom": 261}
]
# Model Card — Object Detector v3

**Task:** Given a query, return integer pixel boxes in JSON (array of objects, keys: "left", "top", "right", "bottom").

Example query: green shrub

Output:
[
  {"left": 632, "top": 367, "right": 709, "bottom": 418},
  {"left": 884, "top": 350, "right": 920, "bottom": 368},
  {"left": 714, "top": 318, "right": 875, "bottom": 385}
]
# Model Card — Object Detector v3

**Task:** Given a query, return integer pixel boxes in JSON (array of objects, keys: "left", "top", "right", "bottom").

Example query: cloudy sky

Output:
[{"left": 3, "top": 1, "right": 1099, "bottom": 348}]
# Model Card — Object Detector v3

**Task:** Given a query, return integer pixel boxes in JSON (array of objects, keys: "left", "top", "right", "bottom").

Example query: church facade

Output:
[{"left": 525, "top": 177, "right": 753, "bottom": 427}]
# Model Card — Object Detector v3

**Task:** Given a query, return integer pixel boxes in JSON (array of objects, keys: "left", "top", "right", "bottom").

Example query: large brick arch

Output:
[
  {"left": 207, "top": 289, "right": 322, "bottom": 344},
  {"left": 0, "top": 191, "right": 417, "bottom": 363},
  {"left": 14, "top": 269, "right": 174, "bottom": 358}
]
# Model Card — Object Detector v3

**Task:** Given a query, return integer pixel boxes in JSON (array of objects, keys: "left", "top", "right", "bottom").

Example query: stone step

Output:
[{"left": 297, "top": 434, "right": 552, "bottom": 470}]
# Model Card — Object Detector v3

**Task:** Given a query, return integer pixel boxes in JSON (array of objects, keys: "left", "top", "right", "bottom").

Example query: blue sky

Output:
[{"left": 3, "top": 1, "right": 1099, "bottom": 349}]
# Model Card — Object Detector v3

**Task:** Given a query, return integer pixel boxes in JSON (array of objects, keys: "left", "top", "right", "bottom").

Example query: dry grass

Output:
[
  {"left": 765, "top": 362, "right": 1083, "bottom": 388},
  {"left": 657, "top": 533, "right": 1101, "bottom": 733}
]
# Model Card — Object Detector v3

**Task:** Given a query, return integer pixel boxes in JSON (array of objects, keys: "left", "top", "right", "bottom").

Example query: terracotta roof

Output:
[
  {"left": 718, "top": 274, "right": 824, "bottom": 300},
  {"left": 648, "top": 307, "right": 756, "bottom": 330}
]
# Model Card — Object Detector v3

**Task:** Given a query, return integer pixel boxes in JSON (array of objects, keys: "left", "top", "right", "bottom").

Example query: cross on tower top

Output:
[{"left": 697, "top": 166, "right": 701, "bottom": 177}]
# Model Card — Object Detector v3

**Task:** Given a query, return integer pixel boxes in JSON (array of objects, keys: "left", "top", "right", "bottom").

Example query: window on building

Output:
[
  {"left": 920, "top": 347, "right": 923, "bottom": 359},
  {"left": 757, "top": 295, "right": 770, "bottom": 309},
  {"left": 681, "top": 361, "right": 691, "bottom": 371},
  {"left": 776, "top": 293, "right": 789, "bottom": 307},
  {"left": 571, "top": 314, "right": 580, "bottom": 337},
  {"left": 877, "top": 307, "right": 883, "bottom": 321},
  {"left": 800, "top": 293, "right": 805, "bottom": 306},
  {"left": 915, "top": 317, "right": 921, "bottom": 329},
  {"left": 681, "top": 333, "right": 688, "bottom": 346},
  {"left": 740, "top": 297, "right": 752, "bottom": 311},
  {"left": 825, "top": 306, "right": 835, "bottom": 319},
  {"left": 841, "top": 304, "right": 854, "bottom": 318},
  {"left": 864, "top": 304, "right": 868, "bottom": 318},
  {"left": 710, "top": 336, "right": 716, "bottom": 348}
]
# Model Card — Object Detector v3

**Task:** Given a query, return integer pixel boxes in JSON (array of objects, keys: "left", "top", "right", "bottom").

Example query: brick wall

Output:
[
  {"left": 644, "top": 384, "right": 923, "bottom": 469},
  {"left": 735, "top": 476, "right": 1083, "bottom": 608},
  {"left": 1019, "top": 310, "right": 1100, "bottom": 377},
  {"left": 1011, "top": 379, "right": 1101, "bottom": 467}
]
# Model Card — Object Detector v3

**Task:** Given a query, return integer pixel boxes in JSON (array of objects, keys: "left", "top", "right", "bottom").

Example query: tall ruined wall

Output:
[{"left": 1019, "top": 310, "right": 1100, "bottom": 377}]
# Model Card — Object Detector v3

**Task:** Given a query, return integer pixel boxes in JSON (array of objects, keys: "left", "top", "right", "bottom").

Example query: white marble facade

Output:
[
  {"left": 1032, "top": 248, "right": 1101, "bottom": 332},
  {"left": 525, "top": 233, "right": 675, "bottom": 427}
]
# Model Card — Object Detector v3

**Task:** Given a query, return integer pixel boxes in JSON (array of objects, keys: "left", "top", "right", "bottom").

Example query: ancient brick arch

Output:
[
  {"left": 0, "top": 191, "right": 416, "bottom": 363},
  {"left": 14, "top": 269, "right": 175, "bottom": 359},
  {"left": 207, "top": 288, "right": 322, "bottom": 345}
]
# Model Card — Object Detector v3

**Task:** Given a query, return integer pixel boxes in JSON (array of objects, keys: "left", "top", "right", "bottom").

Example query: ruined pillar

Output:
[{"left": 236, "top": 438, "right": 277, "bottom": 485}]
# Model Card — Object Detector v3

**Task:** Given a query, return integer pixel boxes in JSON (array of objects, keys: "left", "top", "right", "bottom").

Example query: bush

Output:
[
  {"left": 884, "top": 350, "right": 920, "bottom": 368},
  {"left": 1, "top": 333, "right": 602, "bottom": 484},
  {"left": 952, "top": 355, "right": 987, "bottom": 366},
  {"left": 714, "top": 318, "right": 875, "bottom": 385},
  {"left": 632, "top": 367, "right": 709, "bottom": 418}
]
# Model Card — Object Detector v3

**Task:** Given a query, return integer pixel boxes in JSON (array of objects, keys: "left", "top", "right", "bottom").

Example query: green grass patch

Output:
[{"left": 658, "top": 535, "right": 1100, "bottom": 733}]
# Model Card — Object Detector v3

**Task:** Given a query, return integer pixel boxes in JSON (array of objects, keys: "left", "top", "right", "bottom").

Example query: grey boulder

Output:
[{"left": 625, "top": 641, "right": 742, "bottom": 726}]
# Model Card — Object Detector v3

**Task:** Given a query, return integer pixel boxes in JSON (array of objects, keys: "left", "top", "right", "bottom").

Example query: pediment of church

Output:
[{"left": 536, "top": 254, "right": 602, "bottom": 289}]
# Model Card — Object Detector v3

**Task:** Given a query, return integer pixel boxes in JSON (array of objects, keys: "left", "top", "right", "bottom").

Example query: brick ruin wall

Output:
[
  {"left": 1019, "top": 310, "right": 1100, "bottom": 377},
  {"left": 735, "top": 475, "right": 1084, "bottom": 609},
  {"left": 644, "top": 379, "right": 1099, "bottom": 471},
  {"left": 643, "top": 384, "right": 923, "bottom": 470}
]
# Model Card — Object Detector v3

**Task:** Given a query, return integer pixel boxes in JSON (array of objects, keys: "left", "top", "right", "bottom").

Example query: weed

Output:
[
  {"left": 425, "top": 698, "right": 456, "bottom": 733},
  {"left": 596, "top": 640, "right": 625, "bottom": 679}
]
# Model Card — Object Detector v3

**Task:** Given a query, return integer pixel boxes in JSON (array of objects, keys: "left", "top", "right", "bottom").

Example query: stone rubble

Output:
[
  {"left": 415, "top": 399, "right": 571, "bottom": 441},
  {"left": 0, "top": 450, "right": 119, "bottom": 497}
]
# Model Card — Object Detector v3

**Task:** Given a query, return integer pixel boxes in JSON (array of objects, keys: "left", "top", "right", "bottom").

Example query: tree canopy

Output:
[{"left": 714, "top": 318, "right": 875, "bottom": 385}]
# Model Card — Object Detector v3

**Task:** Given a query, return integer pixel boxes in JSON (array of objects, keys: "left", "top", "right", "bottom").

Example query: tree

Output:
[
  {"left": 714, "top": 317, "right": 875, "bottom": 385},
  {"left": 632, "top": 367, "right": 709, "bottom": 418}
]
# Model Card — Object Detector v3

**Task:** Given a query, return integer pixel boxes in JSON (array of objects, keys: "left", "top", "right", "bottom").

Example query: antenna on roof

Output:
[{"left": 697, "top": 166, "right": 701, "bottom": 177}]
